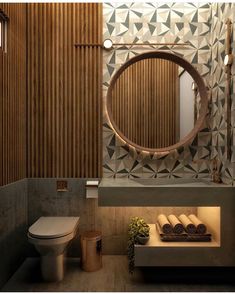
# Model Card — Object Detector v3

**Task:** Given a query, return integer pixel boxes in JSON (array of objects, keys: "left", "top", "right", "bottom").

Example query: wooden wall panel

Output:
[
  {"left": 27, "top": 3, "right": 103, "bottom": 178},
  {"left": 110, "top": 59, "right": 179, "bottom": 149},
  {"left": 0, "top": 4, "right": 27, "bottom": 186}
]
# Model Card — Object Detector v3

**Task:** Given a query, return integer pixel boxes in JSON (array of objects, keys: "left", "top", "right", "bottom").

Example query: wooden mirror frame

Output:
[{"left": 106, "top": 51, "right": 208, "bottom": 154}]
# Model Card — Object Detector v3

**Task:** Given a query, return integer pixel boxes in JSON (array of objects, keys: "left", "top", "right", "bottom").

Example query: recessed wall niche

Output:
[
  {"left": 135, "top": 206, "right": 221, "bottom": 267},
  {"left": 151, "top": 206, "right": 220, "bottom": 247}
]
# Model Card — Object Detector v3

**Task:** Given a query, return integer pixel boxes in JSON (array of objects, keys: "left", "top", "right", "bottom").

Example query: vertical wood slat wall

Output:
[
  {"left": 0, "top": 4, "right": 26, "bottom": 186},
  {"left": 27, "top": 3, "right": 103, "bottom": 178},
  {"left": 111, "top": 59, "right": 179, "bottom": 149}
]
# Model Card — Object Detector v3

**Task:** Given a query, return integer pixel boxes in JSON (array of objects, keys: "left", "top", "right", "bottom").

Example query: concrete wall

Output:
[
  {"left": 0, "top": 180, "right": 28, "bottom": 288},
  {"left": 27, "top": 178, "right": 196, "bottom": 256}
]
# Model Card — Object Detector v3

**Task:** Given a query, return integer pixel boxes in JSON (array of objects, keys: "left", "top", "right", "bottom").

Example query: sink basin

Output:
[{"left": 130, "top": 178, "right": 212, "bottom": 186}]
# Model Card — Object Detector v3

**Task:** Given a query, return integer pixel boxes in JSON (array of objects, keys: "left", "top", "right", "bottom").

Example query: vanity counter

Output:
[
  {"left": 98, "top": 178, "right": 233, "bottom": 207},
  {"left": 98, "top": 178, "right": 235, "bottom": 267}
]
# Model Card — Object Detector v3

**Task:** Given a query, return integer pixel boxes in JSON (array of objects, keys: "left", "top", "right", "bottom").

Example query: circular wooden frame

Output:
[{"left": 106, "top": 51, "right": 208, "bottom": 154}]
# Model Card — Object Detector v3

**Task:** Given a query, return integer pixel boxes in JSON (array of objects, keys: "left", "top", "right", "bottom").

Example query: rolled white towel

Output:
[
  {"left": 157, "top": 214, "right": 173, "bottom": 234},
  {"left": 168, "top": 214, "right": 184, "bottom": 234},
  {"left": 178, "top": 214, "right": 197, "bottom": 234},
  {"left": 188, "top": 214, "right": 207, "bottom": 234}
]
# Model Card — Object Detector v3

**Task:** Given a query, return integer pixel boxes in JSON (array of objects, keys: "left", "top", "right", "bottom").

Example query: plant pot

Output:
[{"left": 137, "top": 235, "right": 150, "bottom": 245}]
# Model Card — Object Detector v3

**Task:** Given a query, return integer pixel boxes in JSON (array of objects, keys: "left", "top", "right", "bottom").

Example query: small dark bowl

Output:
[{"left": 137, "top": 235, "right": 150, "bottom": 245}]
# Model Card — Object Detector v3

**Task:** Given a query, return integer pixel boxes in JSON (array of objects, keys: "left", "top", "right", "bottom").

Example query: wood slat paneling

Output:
[
  {"left": 0, "top": 4, "right": 27, "bottom": 186},
  {"left": 110, "top": 59, "right": 179, "bottom": 149},
  {"left": 27, "top": 3, "right": 103, "bottom": 178}
]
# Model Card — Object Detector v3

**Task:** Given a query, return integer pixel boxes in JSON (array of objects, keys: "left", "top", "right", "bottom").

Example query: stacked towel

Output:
[
  {"left": 156, "top": 223, "right": 212, "bottom": 242},
  {"left": 156, "top": 223, "right": 187, "bottom": 242},
  {"left": 187, "top": 234, "right": 211, "bottom": 242},
  {"left": 156, "top": 214, "right": 211, "bottom": 242}
]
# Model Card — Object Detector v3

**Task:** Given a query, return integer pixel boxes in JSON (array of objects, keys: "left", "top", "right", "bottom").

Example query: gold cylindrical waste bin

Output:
[{"left": 81, "top": 231, "right": 102, "bottom": 272}]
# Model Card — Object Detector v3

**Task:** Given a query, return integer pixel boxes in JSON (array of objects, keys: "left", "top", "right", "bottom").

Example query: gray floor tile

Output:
[{"left": 2, "top": 256, "right": 235, "bottom": 292}]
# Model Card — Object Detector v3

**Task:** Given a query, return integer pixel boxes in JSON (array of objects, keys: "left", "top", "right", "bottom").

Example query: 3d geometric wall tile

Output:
[{"left": 103, "top": 2, "right": 235, "bottom": 183}]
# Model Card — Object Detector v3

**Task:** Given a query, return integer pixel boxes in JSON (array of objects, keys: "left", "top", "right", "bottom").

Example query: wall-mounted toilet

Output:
[{"left": 28, "top": 216, "right": 79, "bottom": 282}]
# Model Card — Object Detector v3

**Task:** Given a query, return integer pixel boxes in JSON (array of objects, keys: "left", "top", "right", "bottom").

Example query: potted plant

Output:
[
  {"left": 127, "top": 217, "right": 150, "bottom": 273},
  {"left": 137, "top": 226, "right": 150, "bottom": 244}
]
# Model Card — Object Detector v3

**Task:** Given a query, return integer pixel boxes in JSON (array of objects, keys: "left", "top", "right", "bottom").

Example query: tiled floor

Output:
[{"left": 2, "top": 256, "right": 235, "bottom": 292}]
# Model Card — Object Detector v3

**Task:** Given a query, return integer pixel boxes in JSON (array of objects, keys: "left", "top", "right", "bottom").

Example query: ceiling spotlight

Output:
[{"left": 103, "top": 39, "right": 113, "bottom": 50}]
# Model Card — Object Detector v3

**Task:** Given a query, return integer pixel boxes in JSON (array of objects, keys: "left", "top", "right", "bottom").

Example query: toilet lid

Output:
[{"left": 28, "top": 217, "right": 79, "bottom": 239}]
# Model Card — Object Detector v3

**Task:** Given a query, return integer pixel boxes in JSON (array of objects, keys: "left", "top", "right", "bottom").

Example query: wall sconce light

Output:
[
  {"left": 102, "top": 39, "right": 190, "bottom": 51},
  {"left": 225, "top": 18, "right": 233, "bottom": 160},
  {"left": 74, "top": 40, "right": 191, "bottom": 50},
  {"left": 224, "top": 54, "right": 233, "bottom": 66},
  {"left": 191, "top": 82, "right": 198, "bottom": 91},
  {"left": 103, "top": 38, "right": 113, "bottom": 50}
]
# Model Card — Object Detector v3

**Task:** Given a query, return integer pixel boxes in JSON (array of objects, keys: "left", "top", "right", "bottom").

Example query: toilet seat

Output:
[
  {"left": 28, "top": 216, "right": 79, "bottom": 239},
  {"left": 28, "top": 231, "right": 76, "bottom": 246}
]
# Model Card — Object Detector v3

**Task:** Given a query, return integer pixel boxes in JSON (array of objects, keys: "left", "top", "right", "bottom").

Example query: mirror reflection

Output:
[{"left": 110, "top": 58, "right": 200, "bottom": 149}]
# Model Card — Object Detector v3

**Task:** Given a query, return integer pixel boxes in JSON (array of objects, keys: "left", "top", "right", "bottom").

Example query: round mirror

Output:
[{"left": 106, "top": 51, "right": 208, "bottom": 153}]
